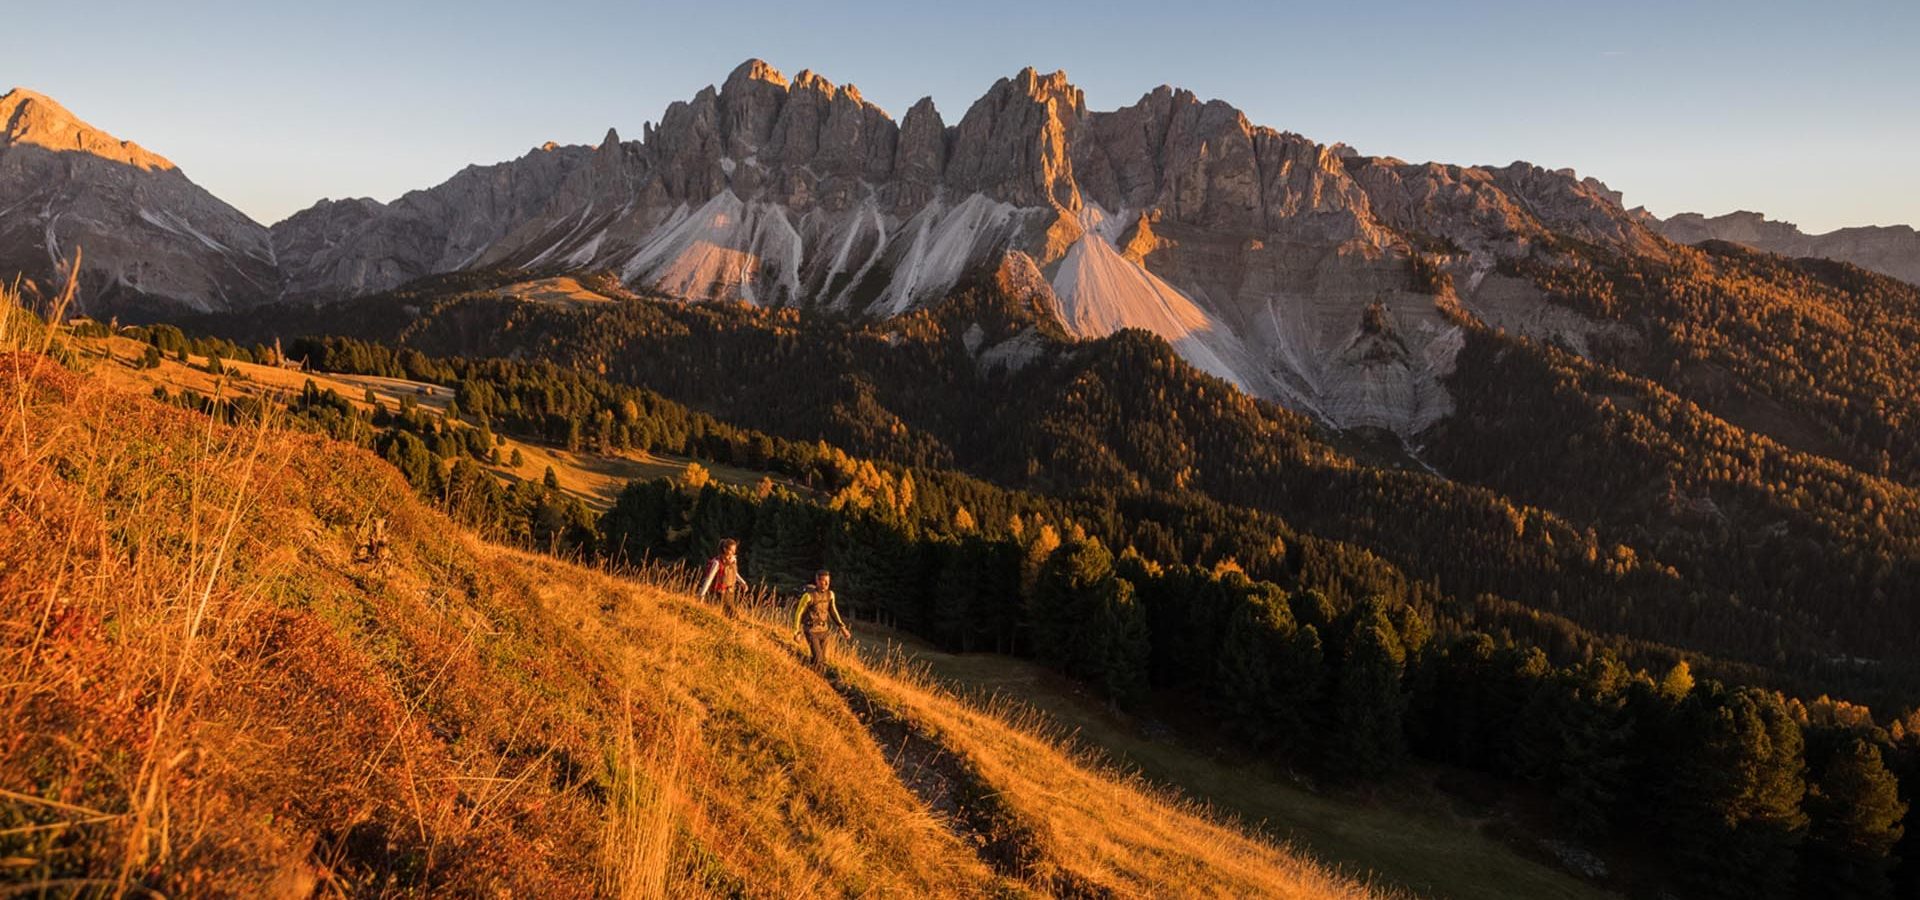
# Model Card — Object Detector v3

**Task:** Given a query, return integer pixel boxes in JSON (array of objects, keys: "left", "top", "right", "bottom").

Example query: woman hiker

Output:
[{"left": 698, "top": 538, "right": 749, "bottom": 618}]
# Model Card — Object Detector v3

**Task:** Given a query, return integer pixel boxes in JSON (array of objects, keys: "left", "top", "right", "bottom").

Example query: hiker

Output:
[
  {"left": 697, "top": 538, "right": 749, "bottom": 618},
  {"left": 359, "top": 517, "right": 389, "bottom": 566},
  {"left": 791, "top": 570, "right": 851, "bottom": 671}
]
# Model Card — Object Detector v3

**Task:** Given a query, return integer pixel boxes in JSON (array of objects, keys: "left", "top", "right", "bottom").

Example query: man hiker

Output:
[
  {"left": 697, "top": 538, "right": 749, "bottom": 618},
  {"left": 791, "top": 570, "right": 851, "bottom": 671}
]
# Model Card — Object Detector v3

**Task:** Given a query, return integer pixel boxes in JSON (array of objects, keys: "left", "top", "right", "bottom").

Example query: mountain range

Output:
[{"left": 7, "top": 62, "right": 1912, "bottom": 442}]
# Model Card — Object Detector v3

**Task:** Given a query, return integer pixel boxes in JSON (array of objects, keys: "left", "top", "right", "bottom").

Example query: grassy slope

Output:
[
  {"left": 0, "top": 347, "right": 1366, "bottom": 898},
  {"left": 847, "top": 626, "right": 1619, "bottom": 900}
]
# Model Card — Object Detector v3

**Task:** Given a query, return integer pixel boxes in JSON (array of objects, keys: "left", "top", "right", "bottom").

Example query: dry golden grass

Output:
[
  {"left": 3, "top": 281, "right": 1371, "bottom": 897},
  {"left": 822, "top": 645, "right": 1383, "bottom": 900},
  {"left": 493, "top": 275, "right": 624, "bottom": 307}
]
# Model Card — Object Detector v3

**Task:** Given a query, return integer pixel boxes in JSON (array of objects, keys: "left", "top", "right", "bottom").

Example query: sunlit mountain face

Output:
[{"left": 7, "top": 60, "right": 1659, "bottom": 440}]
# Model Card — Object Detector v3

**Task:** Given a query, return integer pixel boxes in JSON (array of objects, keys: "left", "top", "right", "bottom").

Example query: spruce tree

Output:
[
  {"left": 750, "top": 496, "right": 825, "bottom": 587},
  {"left": 933, "top": 537, "right": 989, "bottom": 651},
  {"left": 1031, "top": 537, "right": 1110, "bottom": 665},
  {"left": 599, "top": 479, "right": 676, "bottom": 564},
  {"left": 1031, "top": 537, "right": 1149, "bottom": 704}
]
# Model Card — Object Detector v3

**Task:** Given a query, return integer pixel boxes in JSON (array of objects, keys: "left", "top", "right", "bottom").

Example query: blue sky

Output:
[{"left": 9, "top": 0, "right": 1915, "bottom": 231}]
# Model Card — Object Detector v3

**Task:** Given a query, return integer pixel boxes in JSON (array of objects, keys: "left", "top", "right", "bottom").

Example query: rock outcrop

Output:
[{"left": 1649, "top": 210, "right": 1920, "bottom": 286}]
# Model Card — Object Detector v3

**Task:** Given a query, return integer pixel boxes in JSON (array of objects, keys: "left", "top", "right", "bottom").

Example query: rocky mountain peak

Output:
[
  {"left": 945, "top": 67, "right": 1089, "bottom": 209},
  {"left": 0, "top": 88, "right": 277, "bottom": 316},
  {"left": 892, "top": 96, "right": 946, "bottom": 187},
  {"left": 1011, "top": 67, "right": 1085, "bottom": 113},
  {"left": 724, "top": 58, "right": 789, "bottom": 90},
  {"left": 1, "top": 87, "right": 175, "bottom": 172}
]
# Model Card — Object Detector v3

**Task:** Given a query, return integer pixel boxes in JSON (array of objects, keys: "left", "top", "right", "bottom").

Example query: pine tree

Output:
[
  {"left": 1663, "top": 684, "right": 1809, "bottom": 900},
  {"left": 1510, "top": 655, "right": 1633, "bottom": 836},
  {"left": 749, "top": 496, "right": 825, "bottom": 588},
  {"left": 377, "top": 430, "right": 440, "bottom": 494},
  {"left": 1324, "top": 597, "right": 1408, "bottom": 778},
  {"left": 1413, "top": 637, "right": 1550, "bottom": 777},
  {"left": 1086, "top": 575, "right": 1150, "bottom": 705},
  {"left": 1031, "top": 537, "right": 1149, "bottom": 704},
  {"left": 830, "top": 513, "right": 920, "bottom": 629},
  {"left": 599, "top": 479, "right": 676, "bottom": 564},
  {"left": 1031, "top": 537, "right": 1107, "bottom": 665},
  {"left": 1215, "top": 588, "right": 1322, "bottom": 752},
  {"left": 1800, "top": 733, "right": 1906, "bottom": 899},
  {"left": 932, "top": 537, "right": 986, "bottom": 651}
]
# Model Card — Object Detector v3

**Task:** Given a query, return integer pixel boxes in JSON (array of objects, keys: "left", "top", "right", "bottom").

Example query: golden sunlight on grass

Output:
[{"left": 0, "top": 290, "right": 1372, "bottom": 896}]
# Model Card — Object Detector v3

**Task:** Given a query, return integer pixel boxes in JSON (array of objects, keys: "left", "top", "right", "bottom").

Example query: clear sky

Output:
[{"left": 8, "top": 0, "right": 1915, "bottom": 232}]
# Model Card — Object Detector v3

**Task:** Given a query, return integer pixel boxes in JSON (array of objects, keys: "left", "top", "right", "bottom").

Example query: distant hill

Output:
[
  {"left": 1647, "top": 209, "right": 1920, "bottom": 286},
  {"left": 237, "top": 263, "right": 1918, "bottom": 710}
]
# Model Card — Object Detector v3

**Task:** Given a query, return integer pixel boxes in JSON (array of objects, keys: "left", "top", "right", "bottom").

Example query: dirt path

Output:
[{"left": 828, "top": 675, "right": 1106, "bottom": 899}]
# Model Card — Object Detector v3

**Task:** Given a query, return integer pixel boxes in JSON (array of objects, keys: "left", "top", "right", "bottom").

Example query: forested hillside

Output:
[{"left": 1508, "top": 239, "right": 1920, "bottom": 484}]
